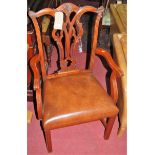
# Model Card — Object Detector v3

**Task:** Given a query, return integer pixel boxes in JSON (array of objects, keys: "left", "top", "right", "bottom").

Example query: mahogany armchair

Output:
[{"left": 29, "top": 3, "right": 123, "bottom": 152}]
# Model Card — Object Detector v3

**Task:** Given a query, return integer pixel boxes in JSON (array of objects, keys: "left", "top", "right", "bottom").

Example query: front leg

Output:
[{"left": 44, "top": 129, "right": 52, "bottom": 152}]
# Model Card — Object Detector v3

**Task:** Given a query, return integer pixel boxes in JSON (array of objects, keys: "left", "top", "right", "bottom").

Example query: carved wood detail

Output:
[
  {"left": 95, "top": 48, "right": 123, "bottom": 104},
  {"left": 29, "top": 3, "right": 104, "bottom": 75}
]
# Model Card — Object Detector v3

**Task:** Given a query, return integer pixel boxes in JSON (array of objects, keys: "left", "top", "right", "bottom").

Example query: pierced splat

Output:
[{"left": 51, "top": 7, "right": 82, "bottom": 71}]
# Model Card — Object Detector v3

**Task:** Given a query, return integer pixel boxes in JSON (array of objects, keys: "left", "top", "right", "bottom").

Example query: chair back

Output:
[{"left": 29, "top": 3, "right": 104, "bottom": 80}]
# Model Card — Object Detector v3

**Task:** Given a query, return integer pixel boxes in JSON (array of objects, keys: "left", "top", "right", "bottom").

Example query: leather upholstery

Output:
[{"left": 43, "top": 72, "right": 119, "bottom": 129}]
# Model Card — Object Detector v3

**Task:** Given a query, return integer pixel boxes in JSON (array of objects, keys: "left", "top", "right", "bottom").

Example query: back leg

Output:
[{"left": 104, "top": 116, "right": 116, "bottom": 140}]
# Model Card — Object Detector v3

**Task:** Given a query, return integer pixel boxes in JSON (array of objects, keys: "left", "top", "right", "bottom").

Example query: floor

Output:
[{"left": 27, "top": 52, "right": 127, "bottom": 155}]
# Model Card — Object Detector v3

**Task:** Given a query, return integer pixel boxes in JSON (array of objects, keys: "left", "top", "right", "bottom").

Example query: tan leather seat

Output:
[{"left": 43, "top": 72, "right": 119, "bottom": 129}]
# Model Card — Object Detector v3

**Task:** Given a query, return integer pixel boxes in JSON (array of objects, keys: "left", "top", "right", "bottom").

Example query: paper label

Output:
[
  {"left": 54, "top": 12, "right": 63, "bottom": 30},
  {"left": 117, "top": 0, "right": 122, "bottom": 4},
  {"left": 102, "top": 9, "right": 111, "bottom": 26}
]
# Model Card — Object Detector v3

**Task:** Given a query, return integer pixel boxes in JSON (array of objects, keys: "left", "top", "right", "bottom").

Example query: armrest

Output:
[
  {"left": 95, "top": 48, "right": 123, "bottom": 77},
  {"left": 95, "top": 48, "right": 123, "bottom": 103},
  {"left": 30, "top": 54, "right": 42, "bottom": 119},
  {"left": 30, "top": 55, "right": 41, "bottom": 90}
]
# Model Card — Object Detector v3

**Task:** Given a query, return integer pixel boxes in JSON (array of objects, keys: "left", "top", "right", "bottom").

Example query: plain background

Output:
[{"left": 0, "top": 0, "right": 155, "bottom": 154}]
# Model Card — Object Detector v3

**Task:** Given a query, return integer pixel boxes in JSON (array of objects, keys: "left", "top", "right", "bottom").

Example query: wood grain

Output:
[{"left": 113, "top": 33, "right": 127, "bottom": 137}]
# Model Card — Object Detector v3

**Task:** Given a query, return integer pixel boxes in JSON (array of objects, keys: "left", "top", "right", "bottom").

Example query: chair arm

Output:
[
  {"left": 95, "top": 48, "right": 124, "bottom": 103},
  {"left": 95, "top": 48, "right": 123, "bottom": 78},
  {"left": 30, "top": 54, "right": 41, "bottom": 90},
  {"left": 30, "top": 54, "right": 42, "bottom": 119}
]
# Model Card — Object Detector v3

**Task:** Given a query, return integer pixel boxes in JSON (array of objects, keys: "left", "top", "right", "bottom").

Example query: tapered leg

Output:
[
  {"left": 104, "top": 116, "right": 116, "bottom": 140},
  {"left": 44, "top": 130, "right": 52, "bottom": 152}
]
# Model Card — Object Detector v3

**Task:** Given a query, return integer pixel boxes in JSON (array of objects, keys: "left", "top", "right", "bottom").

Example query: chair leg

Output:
[
  {"left": 44, "top": 130, "right": 52, "bottom": 152},
  {"left": 104, "top": 116, "right": 116, "bottom": 140}
]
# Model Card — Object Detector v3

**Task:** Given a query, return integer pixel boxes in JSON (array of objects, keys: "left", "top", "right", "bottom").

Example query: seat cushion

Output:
[{"left": 42, "top": 72, "right": 118, "bottom": 129}]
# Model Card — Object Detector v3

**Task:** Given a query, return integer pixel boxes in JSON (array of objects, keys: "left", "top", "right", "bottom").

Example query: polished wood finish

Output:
[
  {"left": 113, "top": 33, "right": 127, "bottom": 137},
  {"left": 104, "top": 116, "right": 116, "bottom": 139},
  {"left": 29, "top": 3, "right": 123, "bottom": 152},
  {"left": 44, "top": 130, "right": 52, "bottom": 152},
  {"left": 110, "top": 4, "right": 127, "bottom": 137}
]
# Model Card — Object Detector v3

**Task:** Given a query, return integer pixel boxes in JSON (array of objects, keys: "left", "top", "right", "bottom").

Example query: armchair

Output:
[{"left": 29, "top": 3, "right": 123, "bottom": 152}]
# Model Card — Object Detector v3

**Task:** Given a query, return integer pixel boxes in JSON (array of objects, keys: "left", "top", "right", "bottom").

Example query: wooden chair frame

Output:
[{"left": 29, "top": 3, "right": 123, "bottom": 152}]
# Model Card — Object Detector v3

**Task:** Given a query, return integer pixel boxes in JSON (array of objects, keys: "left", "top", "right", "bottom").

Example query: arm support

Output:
[
  {"left": 30, "top": 54, "right": 42, "bottom": 119},
  {"left": 95, "top": 48, "right": 123, "bottom": 103}
]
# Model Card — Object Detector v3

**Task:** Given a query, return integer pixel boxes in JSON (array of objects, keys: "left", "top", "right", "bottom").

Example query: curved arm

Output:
[
  {"left": 110, "top": 72, "right": 118, "bottom": 103},
  {"left": 30, "top": 54, "right": 41, "bottom": 90},
  {"left": 95, "top": 48, "right": 123, "bottom": 104},
  {"left": 95, "top": 48, "right": 123, "bottom": 77},
  {"left": 30, "top": 54, "right": 42, "bottom": 119}
]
